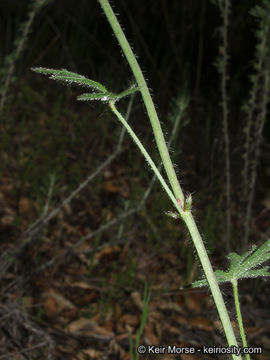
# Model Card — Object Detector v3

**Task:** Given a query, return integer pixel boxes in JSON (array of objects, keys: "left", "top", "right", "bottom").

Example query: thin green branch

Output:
[
  {"left": 109, "top": 101, "right": 182, "bottom": 214},
  {"left": 98, "top": 0, "right": 184, "bottom": 206},
  {"left": 232, "top": 280, "right": 250, "bottom": 360},
  {"left": 98, "top": 0, "right": 241, "bottom": 357},
  {"left": 109, "top": 100, "right": 241, "bottom": 359}
]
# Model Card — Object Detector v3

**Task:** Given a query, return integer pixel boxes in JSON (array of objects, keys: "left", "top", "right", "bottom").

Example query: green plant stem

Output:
[
  {"left": 98, "top": 0, "right": 184, "bottom": 206},
  {"left": 109, "top": 102, "right": 180, "bottom": 212},
  {"left": 232, "top": 279, "right": 250, "bottom": 360},
  {"left": 99, "top": 0, "right": 241, "bottom": 357},
  {"left": 110, "top": 102, "right": 241, "bottom": 359}
]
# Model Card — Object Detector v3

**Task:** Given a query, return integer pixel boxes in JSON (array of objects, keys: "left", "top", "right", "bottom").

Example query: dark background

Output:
[
  {"left": 0, "top": 0, "right": 270, "bottom": 359},
  {"left": 1, "top": 0, "right": 258, "bottom": 106}
]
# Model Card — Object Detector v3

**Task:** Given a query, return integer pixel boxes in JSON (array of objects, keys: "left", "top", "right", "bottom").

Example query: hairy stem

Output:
[
  {"left": 232, "top": 279, "right": 250, "bottom": 360},
  {"left": 109, "top": 102, "right": 240, "bottom": 357},
  {"left": 98, "top": 0, "right": 184, "bottom": 205},
  {"left": 98, "top": 0, "right": 241, "bottom": 357}
]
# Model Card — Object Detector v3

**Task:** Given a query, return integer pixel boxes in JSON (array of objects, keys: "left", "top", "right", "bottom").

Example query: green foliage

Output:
[
  {"left": 35, "top": 306, "right": 46, "bottom": 323},
  {"left": 192, "top": 239, "right": 270, "bottom": 288},
  {"left": 31, "top": 67, "right": 139, "bottom": 104},
  {"left": 129, "top": 283, "right": 151, "bottom": 360}
]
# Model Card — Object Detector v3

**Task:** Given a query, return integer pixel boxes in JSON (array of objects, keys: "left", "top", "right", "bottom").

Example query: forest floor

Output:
[{"left": 0, "top": 91, "right": 270, "bottom": 360}]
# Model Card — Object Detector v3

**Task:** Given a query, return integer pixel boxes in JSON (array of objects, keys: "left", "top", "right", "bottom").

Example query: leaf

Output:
[
  {"left": 32, "top": 67, "right": 139, "bottom": 104},
  {"left": 192, "top": 239, "right": 270, "bottom": 288},
  {"left": 116, "top": 85, "right": 140, "bottom": 100},
  {"left": 77, "top": 92, "right": 116, "bottom": 102},
  {"left": 165, "top": 211, "right": 180, "bottom": 219},
  {"left": 31, "top": 67, "right": 108, "bottom": 93},
  {"left": 43, "top": 290, "right": 77, "bottom": 317},
  {"left": 18, "top": 197, "right": 32, "bottom": 214},
  {"left": 51, "top": 75, "right": 108, "bottom": 93}
]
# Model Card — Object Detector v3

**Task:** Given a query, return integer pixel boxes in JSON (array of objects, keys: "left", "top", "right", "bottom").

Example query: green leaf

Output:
[
  {"left": 78, "top": 86, "right": 139, "bottom": 103},
  {"left": 77, "top": 92, "right": 116, "bottom": 102},
  {"left": 31, "top": 67, "right": 108, "bottom": 93},
  {"left": 52, "top": 75, "right": 108, "bottom": 93},
  {"left": 192, "top": 239, "right": 270, "bottom": 288},
  {"left": 32, "top": 67, "right": 139, "bottom": 104},
  {"left": 116, "top": 85, "right": 140, "bottom": 100}
]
